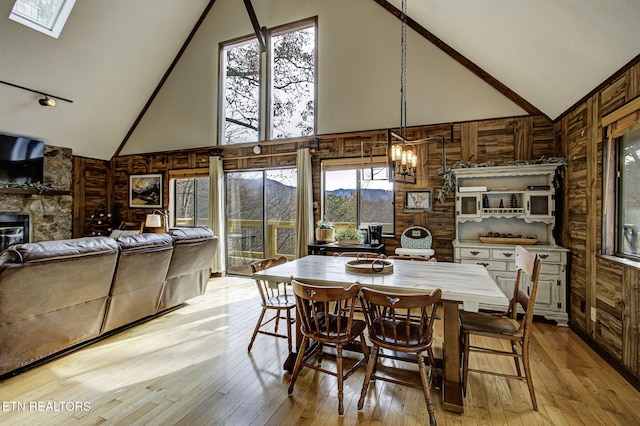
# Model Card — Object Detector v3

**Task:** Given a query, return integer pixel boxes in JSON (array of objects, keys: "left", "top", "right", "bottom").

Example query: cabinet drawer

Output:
[
  {"left": 540, "top": 263, "right": 560, "bottom": 275},
  {"left": 491, "top": 249, "right": 516, "bottom": 260},
  {"left": 461, "top": 259, "right": 507, "bottom": 271},
  {"left": 533, "top": 251, "right": 562, "bottom": 263},
  {"left": 459, "top": 248, "right": 490, "bottom": 259}
]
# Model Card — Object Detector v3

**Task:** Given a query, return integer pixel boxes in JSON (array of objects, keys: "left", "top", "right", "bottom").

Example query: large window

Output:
[
  {"left": 619, "top": 124, "right": 640, "bottom": 257},
  {"left": 220, "top": 19, "right": 316, "bottom": 145},
  {"left": 322, "top": 160, "right": 394, "bottom": 236},
  {"left": 9, "top": 0, "right": 76, "bottom": 39},
  {"left": 170, "top": 172, "right": 209, "bottom": 228}
]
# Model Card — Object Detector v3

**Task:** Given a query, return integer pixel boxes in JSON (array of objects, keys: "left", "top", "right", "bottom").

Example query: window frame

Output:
[
  {"left": 169, "top": 169, "right": 210, "bottom": 228},
  {"left": 602, "top": 97, "right": 640, "bottom": 260},
  {"left": 9, "top": 0, "right": 76, "bottom": 39},
  {"left": 218, "top": 17, "right": 317, "bottom": 146},
  {"left": 321, "top": 157, "right": 395, "bottom": 237}
]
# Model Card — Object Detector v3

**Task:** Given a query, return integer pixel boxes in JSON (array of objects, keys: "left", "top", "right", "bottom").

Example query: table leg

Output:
[
  {"left": 284, "top": 301, "right": 304, "bottom": 373},
  {"left": 442, "top": 301, "right": 464, "bottom": 412}
]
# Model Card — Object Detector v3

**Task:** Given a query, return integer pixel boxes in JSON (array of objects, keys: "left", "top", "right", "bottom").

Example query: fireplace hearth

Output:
[{"left": 0, "top": 214, "right": 29, "bottom": 251}]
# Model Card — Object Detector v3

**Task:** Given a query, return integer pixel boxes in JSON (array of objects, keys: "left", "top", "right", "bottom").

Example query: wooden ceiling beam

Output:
[
  {"left": 243, "top": 0, "right": 266, "bottom": 52},
  {"left": 372, "top": 0, "right": 546, "bottom": 119}
]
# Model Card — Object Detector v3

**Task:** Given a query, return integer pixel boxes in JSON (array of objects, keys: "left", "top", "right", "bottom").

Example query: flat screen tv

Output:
[{"left": 0, "top": 133, "right": 44, "bottom": 184}]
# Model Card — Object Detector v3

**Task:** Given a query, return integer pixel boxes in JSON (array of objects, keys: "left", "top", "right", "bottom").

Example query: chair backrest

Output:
[
  {"left": 400, "top": 226, "right": 432, "bottom": 249},
  {"left": 360, "top": 287, "right": 442, "bottom": 350},
  {"left": 119, "top": 221, "right": 144, "bottom": 232},
  {"left": 388, "top": 255, "right": 437, "bottom": 262},
  {"left": 250, "top": 256, "right": 289, "bottom": 305},
  {"left": 291, "top": 279, "right": 362, "bottom": 344},
  {"left": 333, "top": 252, "right": 387, "bottom": 259},
  {"left": 510, "top": 245, "right": 542, "bottom": 335}
]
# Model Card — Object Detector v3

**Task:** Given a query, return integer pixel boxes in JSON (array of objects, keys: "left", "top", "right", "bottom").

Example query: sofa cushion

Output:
[
  {"left": 2, "top": 236, "right": 118, "bottom": 263},
  {"left": 116, "top": 232, "right": 173, "bottom": 251},
  {"left": 169, "top": 227, "right": 215, "bottom": 242}
]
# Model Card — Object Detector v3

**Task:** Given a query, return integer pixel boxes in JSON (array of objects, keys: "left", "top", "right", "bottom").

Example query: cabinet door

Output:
[
  {"left": 529, "top": 274, "right": 556, "bottom": 308},
  {"left": 494, "top": 272, "right": 556, "bottom": 311},
  {"left": 493, "top": 272, "right": 516, "bottom": 298},
  {"left": 456, "top": 194, "right": 481, "bottom": 218},
  {"left": 525, "top": 192, "right": 554, "bottom": 219}
]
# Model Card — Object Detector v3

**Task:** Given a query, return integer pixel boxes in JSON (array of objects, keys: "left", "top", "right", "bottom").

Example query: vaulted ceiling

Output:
[{"left": 1, "top": 0, "right": 639, "bottom": 160}]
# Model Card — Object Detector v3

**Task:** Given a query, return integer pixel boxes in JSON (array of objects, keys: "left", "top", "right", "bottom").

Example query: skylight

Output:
[{"left": 9, "top": 0, "right": 76, "bottom": 39}]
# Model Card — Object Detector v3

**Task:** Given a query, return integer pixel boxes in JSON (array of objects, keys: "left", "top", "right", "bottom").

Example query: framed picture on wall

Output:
[
  {"left": 405, "top": 189, "right": 432, "bottom": 211},
  {"left": 129, "top": 173, "right": 163, "bottom": 208}
]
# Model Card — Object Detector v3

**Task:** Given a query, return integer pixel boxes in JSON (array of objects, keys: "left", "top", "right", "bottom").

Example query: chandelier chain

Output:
[{"left": 400, "top": 0, "right": 408, "bottom": 138}]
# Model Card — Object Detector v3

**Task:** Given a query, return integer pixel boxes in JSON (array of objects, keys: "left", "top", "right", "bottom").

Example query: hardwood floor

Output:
[{"left": 1, "top": 276, "right": 639, "bottom": 425}]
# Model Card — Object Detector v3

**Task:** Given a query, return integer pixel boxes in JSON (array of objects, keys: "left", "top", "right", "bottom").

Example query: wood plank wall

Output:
[
  {"left": 74, "top": 115, "right": 555, "bottom": 264},
  {"left": 557, "top": 61, "right": 640, "bottom": 384},
  {"left": 72, "top": 157, "right": 112, "bottom": 237}
]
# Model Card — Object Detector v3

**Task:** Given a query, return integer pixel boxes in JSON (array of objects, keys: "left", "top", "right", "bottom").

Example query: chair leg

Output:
[
  {"left": 426, "top": 345, "right": 439, "bottom": 389},
  {"left": 248, "top": 307, "right": 267, "bottom": 352},
  {"left": 417, "top": 352, "right": 437, "bottom": 426},
  {"left": 286, "top": 309, "right": 293, "bottom": 353},
  {"left": 462, "top": 330, "right": 470, "bottom": 395},
  {"left": 359, "top": 333, "right": 370, "bottom": 360},
  {"left": 316, "top": 342, "right": 324, "bottom": 363},
  {"left": 511, "top": 341, "right": 522, "bottom": 377},
  {"left": 358, "top": 345, "right": 379, "bottom": 410},
  {"left": 288, "top": 337, "right": 309, "bottom": 394},
  {"left": 522, "top": 341, "right": 538, "bottom": 411},
  {"left": 336, "top": 344, "right": 344, "bottom": 415}
]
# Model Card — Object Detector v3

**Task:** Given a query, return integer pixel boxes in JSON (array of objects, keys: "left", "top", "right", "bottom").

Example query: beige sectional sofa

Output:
[{"left": 0, "top": 228, "right": 218, "bottom": 377}]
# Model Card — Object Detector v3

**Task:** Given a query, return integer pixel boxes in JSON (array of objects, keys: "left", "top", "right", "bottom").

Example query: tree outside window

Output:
[{"left": 220, "top": 19, "right": 316, "bottom": 145}]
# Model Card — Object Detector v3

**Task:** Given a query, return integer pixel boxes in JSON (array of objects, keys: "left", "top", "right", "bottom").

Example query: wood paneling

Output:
[
  {"left": 558, "top": 59, "right": 640, "bottom": 386},
  {"left": 72, "top": 157, "right": 111, "bottom": 237},
  {"left": 96, "top": 115, "right": 554, "bottom": 264}
]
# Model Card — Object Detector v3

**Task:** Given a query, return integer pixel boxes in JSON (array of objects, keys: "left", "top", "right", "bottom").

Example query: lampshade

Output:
[{"left": 145, "top": 214, "right": 162, "bottom": 228}]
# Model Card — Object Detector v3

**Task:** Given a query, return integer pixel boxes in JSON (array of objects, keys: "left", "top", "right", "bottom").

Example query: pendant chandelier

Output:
[{"left": 388, "top": 0, "right": 418, "bottom": 184}]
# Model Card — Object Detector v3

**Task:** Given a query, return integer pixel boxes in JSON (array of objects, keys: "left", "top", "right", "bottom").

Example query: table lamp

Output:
[{"left": 145, "top": 210, "right": 169, "bottom": 232}]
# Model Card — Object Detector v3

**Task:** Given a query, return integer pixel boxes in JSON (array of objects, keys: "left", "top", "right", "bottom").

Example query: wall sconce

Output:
[{"left": 145, "top": 209, "right": 169, "bottom": 232}]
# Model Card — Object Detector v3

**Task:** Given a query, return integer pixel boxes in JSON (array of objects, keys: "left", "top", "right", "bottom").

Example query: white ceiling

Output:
[
  {"left": 1, "top": 0, "right": 639, "bottom": 160},
  {"left": 393, "top": 0, "right": 640, "bottom": 118}
]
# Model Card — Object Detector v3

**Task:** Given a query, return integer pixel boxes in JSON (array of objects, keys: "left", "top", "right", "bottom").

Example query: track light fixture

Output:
[
  {"left": 38, "top": 96, "right": 56, "bottom": 107},
  {"left": 0, "top": 79, "right": 73, "bottom": 107}
]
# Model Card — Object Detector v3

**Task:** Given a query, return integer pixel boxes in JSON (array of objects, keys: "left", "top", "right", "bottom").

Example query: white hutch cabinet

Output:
[{"left": 452, "top": 164, "right": 568, "bottom": 326}]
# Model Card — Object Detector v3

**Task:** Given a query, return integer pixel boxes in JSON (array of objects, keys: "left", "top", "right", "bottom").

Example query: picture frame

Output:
[
  {"left": 405, "top": 189, "right": 432, "bottom": 211},
  {"left": 129, "top": 173, "right": 163, "bottom": 208}
]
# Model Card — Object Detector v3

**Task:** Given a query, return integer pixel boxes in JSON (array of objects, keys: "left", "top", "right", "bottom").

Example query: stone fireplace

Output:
[{"left": 0, "top": 145, "right": 73, "bottom": 245}]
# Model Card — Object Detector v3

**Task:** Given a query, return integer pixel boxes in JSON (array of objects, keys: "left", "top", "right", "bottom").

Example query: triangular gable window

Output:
[{"left": 9, "top": 0, "right": 76, "bottom": 39}]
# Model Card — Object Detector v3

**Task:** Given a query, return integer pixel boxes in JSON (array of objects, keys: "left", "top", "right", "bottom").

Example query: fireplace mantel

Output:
[{"left": 0, "top": 188, "right": 71, "bottom": 196}]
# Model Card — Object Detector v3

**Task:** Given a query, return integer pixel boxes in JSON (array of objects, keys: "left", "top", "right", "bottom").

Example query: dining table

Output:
[{"left": 251, "top": 254, "right": 509, "bottom": 413}]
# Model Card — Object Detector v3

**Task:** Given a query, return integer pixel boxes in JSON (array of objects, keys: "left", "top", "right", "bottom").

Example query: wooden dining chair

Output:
[
  {"left": 357, "top": 286, "right": 442, "bottom": 426},
  {"left": 288, "top": 279, "right": 369, "bottom": 415},
  {"left": 248, "top": 256, "right": 295, "bottom": 353},
  {"left": 460, "top": 245, "right": 542, "bottom": 410},
  {"left": 333, "top": 252, "right": 387, "bottom": 258}
]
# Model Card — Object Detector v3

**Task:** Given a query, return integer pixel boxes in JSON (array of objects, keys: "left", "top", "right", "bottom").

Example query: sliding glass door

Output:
[{"left": 225, "top": 168, "right": 297, "bottom": 275}]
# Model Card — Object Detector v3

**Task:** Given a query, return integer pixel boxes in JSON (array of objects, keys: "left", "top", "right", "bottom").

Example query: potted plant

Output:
[
  {"left": 315, "top": 220, "right": 335, "bottom": 244},
  {"left": 335, "top": 228, "right": 365, "bottom": 246}
]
